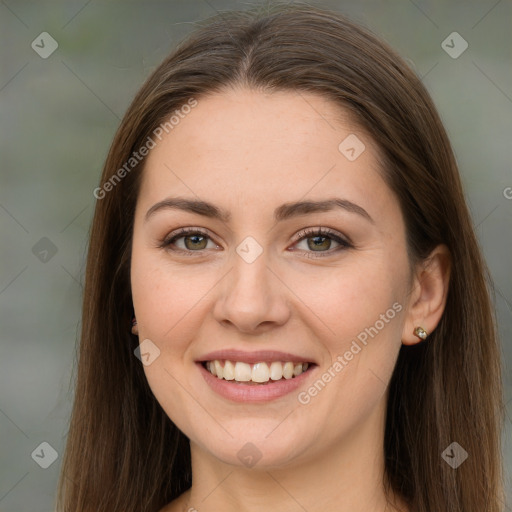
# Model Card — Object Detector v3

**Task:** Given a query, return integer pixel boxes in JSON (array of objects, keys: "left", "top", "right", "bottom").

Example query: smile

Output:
[{"left": 204, "top": 360, "right": 311, "bottom": 384}]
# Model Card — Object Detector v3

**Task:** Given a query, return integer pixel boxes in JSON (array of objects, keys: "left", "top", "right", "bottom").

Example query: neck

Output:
[{"left": 180, "top": 397, "right": 408, "bottom": 512}]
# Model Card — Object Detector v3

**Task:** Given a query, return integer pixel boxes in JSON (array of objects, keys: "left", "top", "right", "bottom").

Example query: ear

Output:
[
  {"left": 131, "top": 316, "right": 139, "bottom": 336},
  {"left": 401, "top": 244, "right": 451, "bottom": 345}
]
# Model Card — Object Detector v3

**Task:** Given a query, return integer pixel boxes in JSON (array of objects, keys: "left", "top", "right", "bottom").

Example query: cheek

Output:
[
  {"left": 130, "top": 243, "right": 223, "bottom": 359},
  {"left": 130, "top": 249, "right": 212, "bottom": 431},
  {"left": 285, "top": 256, "right": 404, "bottom": 342},
  {"left": 288, "top": 254, "right": 405, "bottom": 404},
  {"left": 300, "top": 276, "right": 403, "bottom": 436}
]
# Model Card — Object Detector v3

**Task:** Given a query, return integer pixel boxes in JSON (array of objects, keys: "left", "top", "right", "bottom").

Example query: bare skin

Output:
[{"left": 130, "top": 88, "right": 451, "bottom": 512}]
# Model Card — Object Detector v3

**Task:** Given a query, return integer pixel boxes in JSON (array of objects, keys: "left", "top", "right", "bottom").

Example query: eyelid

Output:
[
  {"left": 292, "top": 227, "right": 353, "bottom": 247},
  {"left": 289, "top": 227, "right": 353, "bottom": 258},
  {"left": 160, "top": 227, "right": 219, "bottom": 251},
  {"left": 160, "top": 226, "right": 353, "bottom": 256},
  {"left": 162, "top": 226, "right": 213, "bottom": 243}
]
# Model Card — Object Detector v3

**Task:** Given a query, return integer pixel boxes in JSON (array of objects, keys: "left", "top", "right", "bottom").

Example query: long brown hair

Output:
[{"left": 57, "top": 4, "right": 504, "bottom": 511}]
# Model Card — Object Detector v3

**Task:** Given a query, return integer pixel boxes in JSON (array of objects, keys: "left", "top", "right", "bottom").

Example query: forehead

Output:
[{"left": 138, "top": 88, "right": 391, "bottom": 219}]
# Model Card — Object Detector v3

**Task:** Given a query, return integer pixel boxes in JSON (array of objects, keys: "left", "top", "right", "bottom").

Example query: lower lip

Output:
[{"left": 197, "top": 362, "right": 315, "bottom": 402}]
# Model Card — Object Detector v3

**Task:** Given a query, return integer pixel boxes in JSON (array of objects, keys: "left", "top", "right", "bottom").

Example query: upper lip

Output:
[{"left": 196, "top": 349, "right": 316, "bottom": 365}]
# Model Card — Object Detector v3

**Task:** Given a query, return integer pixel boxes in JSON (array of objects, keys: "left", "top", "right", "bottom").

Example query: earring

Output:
[
  {"left": 131, "top": 317, "right": 138, "bottom": 335},
  {"left": 413, "top": 326, "right": 428, "bottom": 341}
]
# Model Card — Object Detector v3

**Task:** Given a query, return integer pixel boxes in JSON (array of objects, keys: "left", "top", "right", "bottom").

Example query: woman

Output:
[{"left": 57, "top": 4, "right": 505, "bottom": 511}]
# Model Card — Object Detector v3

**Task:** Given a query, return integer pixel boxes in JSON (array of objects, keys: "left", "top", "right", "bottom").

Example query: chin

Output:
[{"left": 194, "top": 426, "right": 314, "bottom": 470}]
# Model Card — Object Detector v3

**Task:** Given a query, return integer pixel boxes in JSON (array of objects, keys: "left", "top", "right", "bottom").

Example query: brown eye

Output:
[
  {"left": 161, "top": 228, "right": 218, "bottom": 254},
  {"left": 306, "top": 235, "right": 335, "bottom": 251},
  {"left": 182, "top": 234, "right": 208, "bottom": 250},
  {"left": 292, "top": 227, "right": 352, "bottom": 257}
]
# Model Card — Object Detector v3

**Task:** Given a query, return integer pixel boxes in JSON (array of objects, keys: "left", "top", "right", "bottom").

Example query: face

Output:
[{"left": 130, "top": 88, "right": 412, "bottom": 469}]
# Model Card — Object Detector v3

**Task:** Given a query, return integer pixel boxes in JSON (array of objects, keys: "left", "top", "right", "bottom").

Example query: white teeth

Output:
[
  {"left": 214, "top": 360, "right": 223, "bottom": 379},
  {"left": 234, "top": 361, "right": 252, "bottom": 381},
  {"left": 269, "top": 361, "right": 283, "bottom": 381},
  {"left": 223, "top": 360, "right": 235, "bottom": 380},
  {"left": 252, "top": 362, "right": 269, "bottom": 383},
  {"left": 282, "top": 362, "right": 294, "bottom": 379},
  {"left": 204, "top": 360, "right": 311, "bottom": 383}
]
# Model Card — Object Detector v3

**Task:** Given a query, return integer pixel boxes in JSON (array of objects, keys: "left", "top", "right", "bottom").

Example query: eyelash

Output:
[{"left": 159, "top": 227, "right": 353, "bottom": 258}]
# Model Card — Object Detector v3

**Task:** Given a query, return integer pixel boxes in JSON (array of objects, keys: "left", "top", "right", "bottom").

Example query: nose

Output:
[{"left": 213, "top": 251, "right": 291, "bottom": 334}]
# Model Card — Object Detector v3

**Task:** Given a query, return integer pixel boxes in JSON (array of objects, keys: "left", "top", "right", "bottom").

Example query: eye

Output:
[
  {"left": 160, "top": 228, "right": 219, "bottom": 255},
  {"left": 159, "top": 226, "right": 352, "bottom": 258},
  {"left": 291, "top": 227, "right": 352, "bottom": 257}
]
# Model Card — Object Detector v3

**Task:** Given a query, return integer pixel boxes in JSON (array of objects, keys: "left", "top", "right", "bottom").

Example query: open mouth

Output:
[{"left": 201, "top": 360, "right": 315, "bottom": 385}]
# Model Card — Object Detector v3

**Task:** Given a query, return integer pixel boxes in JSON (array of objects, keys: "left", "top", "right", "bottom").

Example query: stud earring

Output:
[
  {"left": 413, "top": 326, "right": 428, "bottom": 341},
  {"left": 131, "top": 317, "right": 138, "bottom": 335}
]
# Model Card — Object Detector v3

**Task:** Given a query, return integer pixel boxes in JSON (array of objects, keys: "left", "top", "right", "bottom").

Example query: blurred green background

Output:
[{"left": 1, "top": 0, "right": 511, "bottom": 510}]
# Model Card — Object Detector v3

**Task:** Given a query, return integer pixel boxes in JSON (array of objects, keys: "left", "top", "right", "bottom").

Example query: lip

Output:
[
  {"left": 197, "top": 361, "right": 317, "bottom": 403},
  {"left": 196, "top": 349, "right": 317, "bottom": 365}
]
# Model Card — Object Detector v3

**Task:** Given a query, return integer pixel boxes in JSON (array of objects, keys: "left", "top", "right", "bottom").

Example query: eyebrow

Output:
[{"left": 144, "top": 197, "right": 374, "bottom": 224}]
